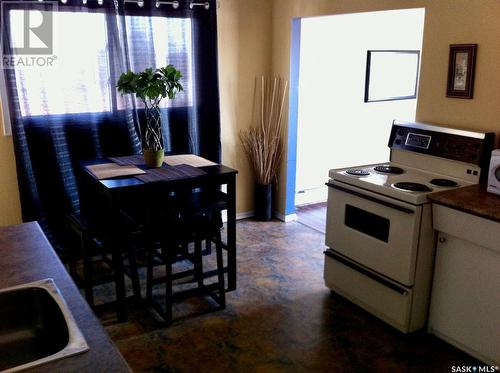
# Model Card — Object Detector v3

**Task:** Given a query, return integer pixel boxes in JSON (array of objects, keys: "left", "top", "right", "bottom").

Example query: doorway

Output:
[{"left": 288, "top": 8, "right": 425, "bottom": 229}]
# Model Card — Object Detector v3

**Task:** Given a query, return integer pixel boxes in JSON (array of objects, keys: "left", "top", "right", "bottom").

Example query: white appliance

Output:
[
  {"left": 324, "top": 120, "right": 494, "bottom": 333},
  {"left": 487, "top": 149, "right": 500, "bottom": 195}
]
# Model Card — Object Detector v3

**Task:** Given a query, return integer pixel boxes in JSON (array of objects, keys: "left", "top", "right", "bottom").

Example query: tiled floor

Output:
[{"left": 101, "top": 220, "right": 479, "bottom": 372}]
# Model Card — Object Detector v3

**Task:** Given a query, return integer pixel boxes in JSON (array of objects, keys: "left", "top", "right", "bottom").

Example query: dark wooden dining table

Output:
[{"left": 78, "top": 155, "right": 238, "bottom": 321}]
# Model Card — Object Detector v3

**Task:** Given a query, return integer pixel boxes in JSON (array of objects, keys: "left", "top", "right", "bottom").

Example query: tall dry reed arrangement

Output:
[{"left": 239, "top": 76, "right": 288, "bottom": 185}]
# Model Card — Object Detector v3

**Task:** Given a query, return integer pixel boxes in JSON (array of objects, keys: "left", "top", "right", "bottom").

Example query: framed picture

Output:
[
  {"left": 446, "top": 44, "right": 477, "bottom": 99},
  {"left": 364, "top": 50, "right": 420, "bottom": 103}
]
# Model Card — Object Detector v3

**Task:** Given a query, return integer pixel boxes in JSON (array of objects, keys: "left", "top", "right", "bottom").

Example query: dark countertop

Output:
[
  {"left": 428, "top": 184, "right": 500, "bottom": 223},
  {"left": 0, "top": 222, "right": 131, "bottom": 372}
]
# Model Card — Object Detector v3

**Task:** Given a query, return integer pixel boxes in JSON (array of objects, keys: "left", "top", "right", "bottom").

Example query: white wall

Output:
[{"left": 295, "top": 8, "right": 425, "bottom": 204}]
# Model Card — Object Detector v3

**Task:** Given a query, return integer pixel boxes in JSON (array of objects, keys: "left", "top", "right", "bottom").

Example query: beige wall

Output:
[
  {"left": 2, "top": 0, "right": 500, "bottom": 224},
  {"left": 218, "top": 0, "right": 273, "bottom": 214},
  {"left": 0, "top": 103, "right": 21, "bottom": 226},
  {"left": 272, "top": 0, "right": 500, "bottom": 214}
]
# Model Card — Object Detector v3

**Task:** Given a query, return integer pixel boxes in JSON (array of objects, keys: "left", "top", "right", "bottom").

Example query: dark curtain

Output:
[{"left": 0, "top": 0, "right": 221, "bottom": 248}]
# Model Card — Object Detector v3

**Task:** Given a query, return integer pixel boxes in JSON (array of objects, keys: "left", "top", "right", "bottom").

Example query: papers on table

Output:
[
  {"left": 164, "top": 154, "right": 217, "bottom": 167},
  {"left": 86, "top": 163, "right": 146, "bottom": 180}
]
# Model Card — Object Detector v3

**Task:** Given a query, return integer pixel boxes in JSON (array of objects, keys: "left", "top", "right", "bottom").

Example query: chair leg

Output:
[
  {"left": 127, "top": 245, "right": 141, "bottom": 301},
  {"left": 180, "top": 242, "right": 189, "bottom": 257},
  {"left": 205, "top": 239, "right": 212, "bottom": 255},
  {"left": 146, "top": 244, "right": 154, "bottom": 301},
  {"left": 112, "top": 244, "right": 127, "bottom": 322},
  {"left": 65, "top": 214, "right": 80, "bottom": 279},
  {"left": 67, "top": 242, "right": 78, "bottom": 279},
  {"left": 82, "top": 235, "right": 95, "bottom": 308},
  {"left": 164, "top": 246, "right": 173, "bottom": 324},
  {"left": 215, "top": 229, "right": 226, "bottom": 309},
  {"left": 194, "top": 239, "right": 204, "bottom": 288}
]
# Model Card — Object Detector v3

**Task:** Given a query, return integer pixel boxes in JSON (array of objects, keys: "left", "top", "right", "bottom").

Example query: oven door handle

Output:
[
  {"left": 324, "top": 250, "right": 410, "bottom": 296},
  {"left": 326, "top": 182, "right": 415, "bottom": 214}
]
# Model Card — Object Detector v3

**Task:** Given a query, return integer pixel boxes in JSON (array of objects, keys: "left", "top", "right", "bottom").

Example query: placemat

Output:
[
  {"left": 109, "top": 155, "right": 145, "bottom": 166},
  {"left": 135, "top": 164, "right": 206, "bottom": 183},
  {"left": 164, "top": 154, "right": 217, "bottom": 167},
  {"left": 110, "top": 154, "right": 217, "bottom": 167},
  {"left": 86, "top": 163, "right": 146, "bottom": 180}
]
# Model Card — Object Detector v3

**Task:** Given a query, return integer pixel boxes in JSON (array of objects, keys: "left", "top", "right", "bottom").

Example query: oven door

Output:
[{"left": 325, "top": 181, "right": 422, "bottom": 286}]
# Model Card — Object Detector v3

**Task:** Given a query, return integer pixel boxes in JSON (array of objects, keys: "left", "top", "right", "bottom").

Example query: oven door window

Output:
[{"left": 344, "top": 204, "right": 390, "bottom": 242}]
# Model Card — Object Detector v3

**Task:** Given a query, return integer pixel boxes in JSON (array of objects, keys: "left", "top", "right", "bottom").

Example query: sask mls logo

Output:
[
  {"left": 1, "top": 1, "right": 56, "bottom": 55},
  {"left": 451, "top": 366, "right": 499, "bottom": 373}
]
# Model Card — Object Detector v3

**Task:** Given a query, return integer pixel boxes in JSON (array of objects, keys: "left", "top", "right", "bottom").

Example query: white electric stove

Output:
[
  {"left": 324, "top": 120, "right": 495, "bottom": 333},
  {"left": 331, "top": 161, "right": 473, "bottom": 205}
]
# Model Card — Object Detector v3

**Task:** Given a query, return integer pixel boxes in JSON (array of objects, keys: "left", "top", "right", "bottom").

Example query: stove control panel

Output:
[{"left": 389, "top": 122, "right": 495, "bottom": 168}]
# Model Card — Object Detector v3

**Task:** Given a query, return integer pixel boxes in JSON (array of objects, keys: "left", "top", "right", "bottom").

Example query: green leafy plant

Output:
[{"left": 117, "top": 65, "right": 183, "bottom": 150}]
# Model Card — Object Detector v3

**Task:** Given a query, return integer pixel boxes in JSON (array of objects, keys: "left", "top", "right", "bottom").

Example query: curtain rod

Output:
[
  {"left": 156, "top": 1, "right": 180, "bottom": 9},
  {"left": 50, "top": 0, "right": 210, "bottom": 9},
  {"left": 125, "top": 0, "right": 209, "bottom": 8}
]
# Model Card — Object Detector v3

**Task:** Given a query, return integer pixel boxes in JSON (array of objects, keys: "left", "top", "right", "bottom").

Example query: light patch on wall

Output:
[
  {"left": 365, "top": 50, "right": 420, "bottom": 102},
  {"left": 0, "top": 71, "right": 12, "bottom": 136}
]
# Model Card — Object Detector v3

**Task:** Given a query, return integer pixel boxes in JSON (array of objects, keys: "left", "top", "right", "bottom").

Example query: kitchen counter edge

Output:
[
  {"left": 428, "top": 184, "right": 500, "bottom": 223},
  {"left": 0, "top": 222, "right": 131, "bottom": 372}
]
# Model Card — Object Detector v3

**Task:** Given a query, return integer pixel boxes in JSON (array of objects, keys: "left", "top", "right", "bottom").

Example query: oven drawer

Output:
[
  {"left": 324, "top": 250, "right": 413, "bottom": 333},
  {"left": 326, "top": 181, "right": 422, "bottom": 286}
]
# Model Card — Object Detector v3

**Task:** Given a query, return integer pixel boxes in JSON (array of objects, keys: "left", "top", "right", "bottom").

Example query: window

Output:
[
  {"left": 7, "top": 10, "right": 193, "bottom": 117},
  {"left": 12, "top": 11, "right": 111, "bottom": 116},
  {"left": 123, "top": 15, "right": 193, "bottom": 109}
]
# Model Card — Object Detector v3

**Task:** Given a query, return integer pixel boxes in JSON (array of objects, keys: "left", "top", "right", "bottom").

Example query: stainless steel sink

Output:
[{"left": 0, "top": 279, "right": 89, "bottom": 372}]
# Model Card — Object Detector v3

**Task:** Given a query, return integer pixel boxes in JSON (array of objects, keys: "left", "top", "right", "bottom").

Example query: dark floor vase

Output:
[{"left": 254, "top": 183, "right": 272, "bottom": 221}]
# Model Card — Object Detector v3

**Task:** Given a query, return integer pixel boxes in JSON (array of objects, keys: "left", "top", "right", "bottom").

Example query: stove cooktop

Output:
[{"left": 329, "top": 162, "right": 471, "bottom": 205}]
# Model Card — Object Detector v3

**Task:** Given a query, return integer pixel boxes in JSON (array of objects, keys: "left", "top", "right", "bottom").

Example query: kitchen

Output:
[{"left": 0, "top": 0, "right": 500, "bottom": 372}]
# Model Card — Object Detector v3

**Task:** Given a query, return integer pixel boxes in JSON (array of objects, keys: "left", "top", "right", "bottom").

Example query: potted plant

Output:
[
  {"left": 117, "top": 65, "right": 183, "bottom": 167},
  {"left": 240, "top": 76, "right": 288, "bottom": 221}
]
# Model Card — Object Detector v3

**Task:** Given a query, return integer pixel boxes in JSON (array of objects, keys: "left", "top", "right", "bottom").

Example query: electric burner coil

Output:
[
  {"left": 374, "top": 165, "right": 405, "bottom": 174},
  {"left": 392, "top": 182, "right": 432, "bottom": 192}
]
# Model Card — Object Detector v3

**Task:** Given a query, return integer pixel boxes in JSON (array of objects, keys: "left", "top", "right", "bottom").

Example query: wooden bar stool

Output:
[
  {"left": 146, "top": 191, "right": 227, "bottom": 324},
  {"left": 65, "top": 212, "right": 143, "bottom": 321}
]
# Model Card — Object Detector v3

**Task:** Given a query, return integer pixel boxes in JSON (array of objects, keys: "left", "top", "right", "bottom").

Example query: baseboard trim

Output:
[
  {"left": 223, "top": 211, "right": 297, "bottom": 223},
  {"left": 274, "top": 211, "right": 298, "bottom": 222},
  {"left": 236, "top": 211, "right": 254, "bottom": 220},
  {"left": 222, "top": 211, "right": 254, "bottom": 222}
]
